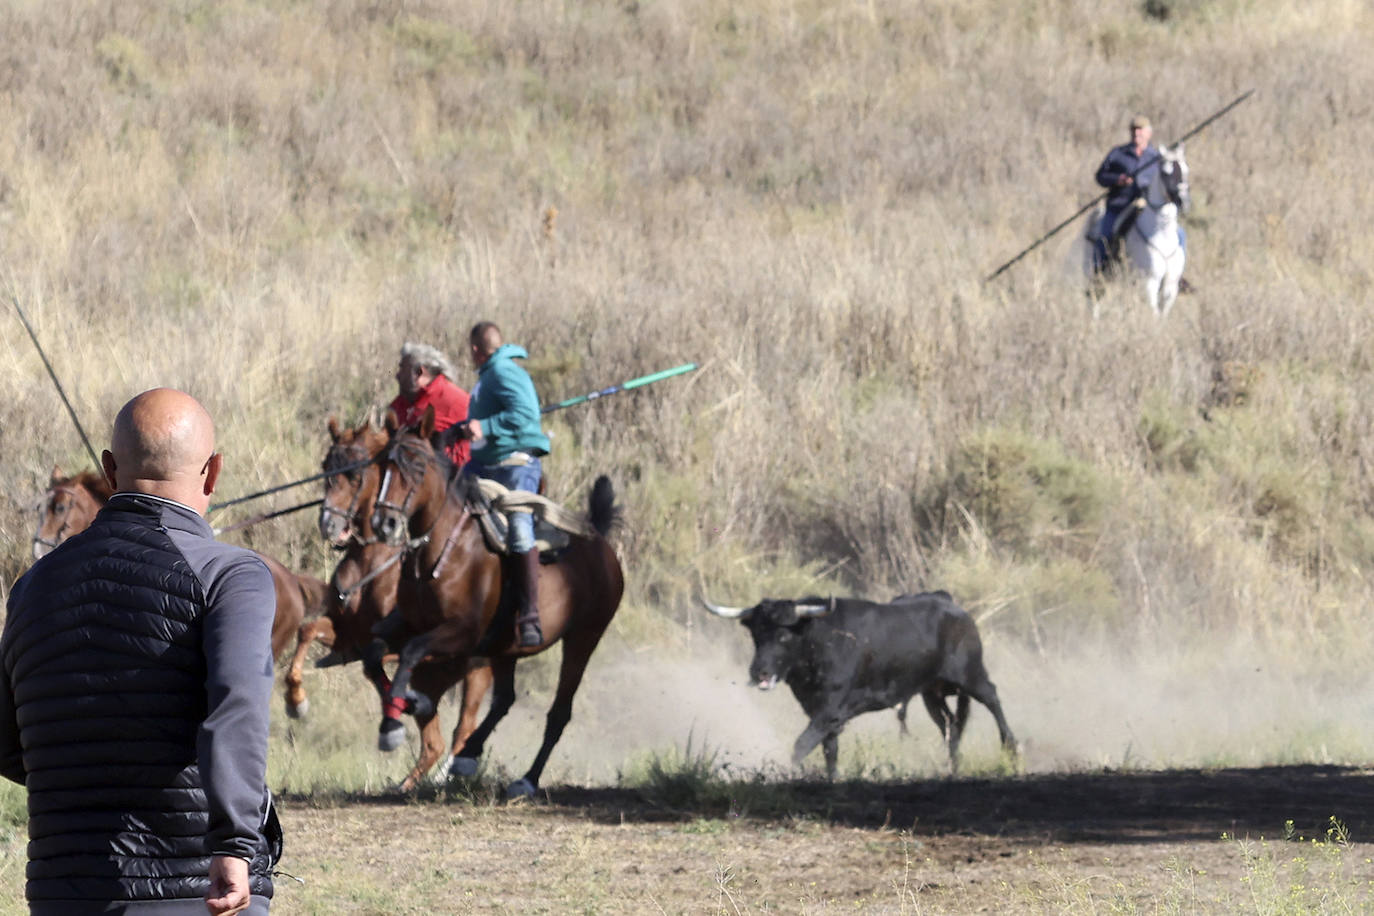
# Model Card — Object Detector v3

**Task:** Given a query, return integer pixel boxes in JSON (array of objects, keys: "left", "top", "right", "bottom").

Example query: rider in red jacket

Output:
[{"left": 390, "top": 342, "right": 471, "bottom": 466}]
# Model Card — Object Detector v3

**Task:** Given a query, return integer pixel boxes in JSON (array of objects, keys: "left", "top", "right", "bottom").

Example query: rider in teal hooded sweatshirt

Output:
[
  {"left": 466, "top": 342, "right": 550, "bottom": 465},
  {"left": 450, "top": 323, "right": 551, "bottom": 648}
]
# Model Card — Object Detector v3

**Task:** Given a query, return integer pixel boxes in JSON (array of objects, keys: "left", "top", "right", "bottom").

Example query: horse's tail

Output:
[{"left": 588, "top": 475, "right": 621, "bottom": 539}]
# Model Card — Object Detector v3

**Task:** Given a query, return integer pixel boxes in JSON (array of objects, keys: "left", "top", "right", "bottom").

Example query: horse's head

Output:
[
  {"left": 319, "top": 417, "right": 388, "bottom": 547},
  {"left": 370, "top": 405, "right": 449, "bottom": 547},
  {"left": 1151, "top": 143, "right": 1190, "bottom": 215},
  {"left": 33, "top": 467, "right": 111, "bottom": 559}
]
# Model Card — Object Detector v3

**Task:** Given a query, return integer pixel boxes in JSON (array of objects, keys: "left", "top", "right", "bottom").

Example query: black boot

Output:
[{"left": 511, "top": 549, "right": 543, "bottom": 648}]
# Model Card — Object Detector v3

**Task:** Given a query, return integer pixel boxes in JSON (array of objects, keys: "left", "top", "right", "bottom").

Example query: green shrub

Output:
[
  {"left": 930, "top": 427, "right": 1110, "bottom": 558},
  {"left": 1139, "top": 395, "right": 1208, "bottom": 473}
]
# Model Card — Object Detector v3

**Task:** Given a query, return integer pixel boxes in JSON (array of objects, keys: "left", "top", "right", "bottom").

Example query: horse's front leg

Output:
[
  {"left": 1141, "top": 267, "right": 1163, "bottom": 315},
  {"left": 283, "top": 615, "right": 332, "bottom": 718},
  {"left": 367, "top": 630, "right": 425, "bottom": 752},
  {"left": 398, "top": 687, "right": 448, "bottom": 792},
  {"left": 1159, "top": 258, "right": 1183, "bottom": 318}
]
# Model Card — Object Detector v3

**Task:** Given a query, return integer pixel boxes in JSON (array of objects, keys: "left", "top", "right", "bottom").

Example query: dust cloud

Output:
[{"left": 442, "top": 627, "right": 1374, "bottom": 787}]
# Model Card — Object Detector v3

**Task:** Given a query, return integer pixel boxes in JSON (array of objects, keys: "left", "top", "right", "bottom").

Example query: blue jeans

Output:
[{"left": 465, "top": 458, "right": 542, "bottom": 553}]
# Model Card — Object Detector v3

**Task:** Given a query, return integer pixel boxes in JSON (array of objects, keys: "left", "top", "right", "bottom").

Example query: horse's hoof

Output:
[
  {"left": 408, "top": 693, "right": 434, "bottom": 719},
  {"left": 448, "top": 756, "right": 480, "bottom": 778},
  {"left": 378, "top": 718, "right": 405, "bottom": 752},
  {"left": 286, "top": 698, "right": 308, "bottom": 720},
  {"left": 505, "top": 778, "right": 537, "bottom": 799}
]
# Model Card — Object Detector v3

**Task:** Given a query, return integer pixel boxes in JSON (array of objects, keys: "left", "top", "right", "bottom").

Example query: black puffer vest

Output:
[{"left": 3, "top": 497, "right": 275, "bottom": 906}]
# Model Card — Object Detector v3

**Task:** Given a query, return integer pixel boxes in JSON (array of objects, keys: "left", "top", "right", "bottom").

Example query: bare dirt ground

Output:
[{"left": 271, "top": 764, "right": 1374, "bottom": 914}]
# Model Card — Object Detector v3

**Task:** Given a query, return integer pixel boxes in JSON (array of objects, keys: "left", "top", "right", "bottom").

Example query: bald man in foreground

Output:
[{"left": 1, "top": 389, "right": 279, "bottom": 915}]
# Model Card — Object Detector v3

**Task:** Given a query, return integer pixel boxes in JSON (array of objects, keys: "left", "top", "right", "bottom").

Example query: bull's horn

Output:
[
  {"left": 700, "top": 597, "right": 753, "bottom": 619},
  {"left": 795, "top": 597, "right": 836, "bottom": 618}
]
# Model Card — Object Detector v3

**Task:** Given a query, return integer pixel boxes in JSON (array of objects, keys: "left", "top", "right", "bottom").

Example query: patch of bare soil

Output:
[{"left": 272, "top": 765, "right": 1374, "bottom": 913}]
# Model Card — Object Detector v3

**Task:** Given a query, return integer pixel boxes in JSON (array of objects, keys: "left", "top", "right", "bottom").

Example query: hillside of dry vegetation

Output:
[{"left": 2, "top": 0, "right": 1374, "bottom": 778}]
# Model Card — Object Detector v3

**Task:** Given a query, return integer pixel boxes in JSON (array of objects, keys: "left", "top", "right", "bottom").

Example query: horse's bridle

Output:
[
  {"left": 320, "top": 446, "right": 385, "bottom": 548},
  {"left": 32, "top": 485, "right": 82, "bottom": 553},
  {"left": 1160, "top": 163, "right": 1187, "bottom": 209},
  {"left": 373, "top": 437, "right": 431, "bottom": 537},
  {"left": 372, "top": 435, "right": 474, "bottom": 576}
]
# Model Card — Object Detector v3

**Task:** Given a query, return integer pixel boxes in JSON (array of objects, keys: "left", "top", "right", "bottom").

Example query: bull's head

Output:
[{"left": 702, "top": 596, "right": 835, "bottom": 690}]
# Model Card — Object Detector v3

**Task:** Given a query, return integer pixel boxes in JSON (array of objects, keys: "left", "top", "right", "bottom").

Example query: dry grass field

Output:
[{"left": 3, "top": 0, "right": 1374, "bottom": 910}]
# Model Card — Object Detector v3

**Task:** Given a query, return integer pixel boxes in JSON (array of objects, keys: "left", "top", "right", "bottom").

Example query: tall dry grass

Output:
[{"left": 1, "top": 0, "right": 1373, "bottom": 781}]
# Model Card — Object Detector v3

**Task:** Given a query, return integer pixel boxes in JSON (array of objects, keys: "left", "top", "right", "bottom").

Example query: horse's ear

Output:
[
  {"left": 419, "top": 404, "right": 436, "bottom": 439},
  {"left": 49, "top": 464, "right": 63, "bottom": 484},
  {"left": 327, "top": 416, "right": 342, "bottom": 442},
  {"left": 384, "top": 408, "right": 400, "bottom": 434}
]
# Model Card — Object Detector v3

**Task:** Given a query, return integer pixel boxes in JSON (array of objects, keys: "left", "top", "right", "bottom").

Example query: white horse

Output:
[{"left": 1084, "top": 143, "right": 1190, "bottom": 317}]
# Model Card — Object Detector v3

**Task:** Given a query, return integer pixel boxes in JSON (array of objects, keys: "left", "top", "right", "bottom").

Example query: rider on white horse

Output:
[{"left": 1091, "top": 114, "right": 1186, "bottom": 272}]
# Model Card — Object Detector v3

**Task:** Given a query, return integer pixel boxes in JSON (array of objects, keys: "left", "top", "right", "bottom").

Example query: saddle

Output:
[{"left": 463, "top": 478, "right": 596, "bottom": 561}]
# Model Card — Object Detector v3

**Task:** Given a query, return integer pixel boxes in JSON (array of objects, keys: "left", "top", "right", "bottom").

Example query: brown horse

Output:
[
  {"left": 369, "top": 406, "right": 624, "bottom": 798},
  {"left": 297, "top": 417, "right": 493, "bottom": 791},
  {"left": 34, "top": 466, "right": 329, "bottom": 686}
]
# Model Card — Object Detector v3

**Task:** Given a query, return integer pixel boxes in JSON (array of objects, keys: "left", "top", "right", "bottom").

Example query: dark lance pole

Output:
[
  {"left": 984, "top": 89, "right": 1255, "bottom": 283},
  {"left": 212, "top": 498, "right": 325, "bottom": 537},
  {"left": 9, "top": 289, "right": 102, "bottom": 472},
  {"left": 207, "top": 458, "right": 372, "bottom": 515}
]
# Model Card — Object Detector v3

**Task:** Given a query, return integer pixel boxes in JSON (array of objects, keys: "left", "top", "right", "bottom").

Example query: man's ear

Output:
[
  {"left": 100, "top": 450, "right": 118, "bottom": 491},
  {"left": 203, "top": 452, "right": 223, "bottom": 496}
]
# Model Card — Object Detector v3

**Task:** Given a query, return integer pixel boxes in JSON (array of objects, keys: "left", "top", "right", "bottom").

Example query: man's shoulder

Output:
[
  {"left": 433, "top": 374, "right": 469, "bottom": 400},
  {"left": 165, "top": 524, "right": 272, "bottom": 595}
]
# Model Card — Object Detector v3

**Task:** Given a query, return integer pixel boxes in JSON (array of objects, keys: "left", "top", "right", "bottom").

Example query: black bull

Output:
[{"left": 703, "top": 591, "right": 1018, "bottom": 778}]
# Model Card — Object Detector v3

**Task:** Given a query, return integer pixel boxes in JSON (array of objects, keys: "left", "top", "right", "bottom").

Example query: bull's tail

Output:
[{"left": 588, "top": 474, "right": 621, "bottom": 539}]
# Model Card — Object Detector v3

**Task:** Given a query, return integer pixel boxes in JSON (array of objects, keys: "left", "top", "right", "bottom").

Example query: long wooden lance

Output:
[
  {"left": 984, "top": 89, "right": 1255, "bottom": 283},
  {"left": 208, "top": 362, "right": 700, "bottom": 516},
  {"left": 9, "top": 289, "right": 102, "bottom": 472}
]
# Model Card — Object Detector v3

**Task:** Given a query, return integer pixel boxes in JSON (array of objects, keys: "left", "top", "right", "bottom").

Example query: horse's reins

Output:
[{"left": 332, "top": 546, "right": 406, "bottom": 604}]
